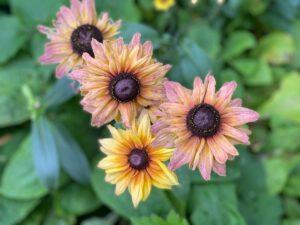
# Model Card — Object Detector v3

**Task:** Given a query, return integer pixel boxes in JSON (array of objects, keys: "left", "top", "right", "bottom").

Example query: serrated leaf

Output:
[
  {"left": 0, "top": 136, "right": 48, "bottom": 200},
  {"left": 31, "top": 116, "right": 60, "bottom": 190}
]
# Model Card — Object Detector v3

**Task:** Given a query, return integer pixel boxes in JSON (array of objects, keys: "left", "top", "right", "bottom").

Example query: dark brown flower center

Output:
[
  {"left": 128, "top": 149, "right": 149, "bottom": 170},
  {"left": 109, "top": 73, "right": 140, "bottom": 103},
  {"left": 71, "top": 24, "right": 103, "bottom": 57},
  {"left": 186, "top": 103, "right": 221, "bottom": 138}
]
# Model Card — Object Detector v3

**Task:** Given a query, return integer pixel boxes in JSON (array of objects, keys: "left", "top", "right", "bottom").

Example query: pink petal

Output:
[
  {"left": 129, "top": 33, "right": 141, "bottom": 48},
  {"left": 69, "top": 69, "right": 87, "bottom": 82},
  {"left": 55, "top": 62, "right": 70, "bottom": 78},
  {"left": 214, "top": 81, "right": 237, "bottom": 111},
  {"left": 164, "top": 81, "right": 180, "bottom": 103},
  {"left": 199, "top": 146, "right": 213, "bottom": 180},
  {"left": 230, "top": 98, "right": 242, "bottom": 107},
  {"left": 91, "top": 100, "right": 118, "bottom": 127},
  {"left": 207, "top": 138, "right": 228, "bottom": 164},
  {"left": 81, "top": 0, "right": 96, "bottom": 24},
  {"left": 203, "top": 74, "right": 216, "bottom": 104},
  {"left": 119, "top": 102, "right": 137, "bottom": 128},
  {"left": 70, "top": 0, "right": 81, "bottom": 17},
  {"left": 223, "top": 107, "right": 260, "bottom": 126},
  {"left": 213, "top": 134, "right": 239, "bottom": 156},
  {"left": 57, "top": 6, "right": 78, "bottom": 28},
  {"left": 221, "top": 123, "right": 250, "bottom": 145},
  {"left": 213, "top": 161, "right": 226, "bottom": 176},
  {"left": 192, "top": 76, "right": 204, "bottom": 104},
  {"left": 168, "top": 149, "right": 190, "bottom": 171},
  {"left": 143, "top": 41, "right": 153, "bottom": 56}
]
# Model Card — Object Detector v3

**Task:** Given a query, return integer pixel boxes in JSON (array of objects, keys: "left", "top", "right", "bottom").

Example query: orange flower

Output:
[
  {"left": 152, "top": 75, "right": 259, "bottom": 180},
  {"left": 98, "top": 115, "right": 178, "bottom": 207},
  {"left": 71, "top": 33, "right": 171, "bottom": 127},
  {"left": 39, "top": 0, "right": 121, "bottom": 78}
]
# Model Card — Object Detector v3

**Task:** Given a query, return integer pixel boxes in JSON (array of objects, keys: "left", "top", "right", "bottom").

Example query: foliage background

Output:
[{"left": 0, "top": 0, "right": 300, "bottom": 224}]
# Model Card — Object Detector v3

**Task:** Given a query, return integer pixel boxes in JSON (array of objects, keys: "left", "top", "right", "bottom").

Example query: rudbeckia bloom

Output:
[
  {"left": 154, "top": 0, "right": 175, "bottom": 11},
  {"left": 152, "top": 75, "right": 259, "bottom": 180},
  {"left": 70, "top": 33, "right": 171, "bottom": 127},
  {"left": 38, "top": 0, "right": 121, "bottom": 78},
  {"left": 97, "top": 115, "right": 178, "bottom": 207}
]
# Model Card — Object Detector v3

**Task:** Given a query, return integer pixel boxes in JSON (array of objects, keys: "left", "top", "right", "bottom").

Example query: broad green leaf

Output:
[
  {"left": 269, "top": 125, "right": 300, "bottom": 152},
  {"left": 0, "top": 196, "right": 39, "bottom": 225},
  {"left": 31, "top": 116, "right": 60, "bottom": 190},
  {"left": 131, "top": 211, "right": 189, "bottom": 225},
  {"left": 263, "top": 157, "right": 293, "bottom": 195},
  {"left": 81, "top": 214, "right": 118, "bottom": 225},
  {"left": 0, "top": 136, "right": 48, "bottom": 200},
  {"left": 51, "top": 122, "right": 91, "bottom": 184},
  {"left": 260, "top": 72, "right": 300, "bottom": 123},
  {"left": 0, "top": 57, "right": 50, "bottom": 127},
  {"left": 9, "top": 0, "right": 67, "bottom": 27},
  {"left": 43, "top": 77, "right": 77, "bottom": 110},
  {"left": 91, "top": 168, "right": 173, "bottom": 219},
  {"left": 97, "top": 0, "right": 141, "bottom": 22},
  {"left": 20, "top": 205, "right": 47, "bottom": 225},
  {"left": 231, "top": 58, "right": 273, "bottom": 86},
  {"left": 222, "top": 31, "right": 256, "bottom": 60},
  {"left": 190, "top": 184, "right": 246, "bottom": 225},
  {"left": 169, "top": 38, "right": 212, "bottom": 88},
  {"left": 237, "top": 151, "right": 283, "bottom": 225},
  {"left": 284, "top": 197, "right": 300, "bottom": 218},
  {"left": 283, "top": 219, "right": 300, "bottom": 225},
  {"left": 43, "top": 211, "right": 76, "bottom": 225},
  {"left": 291, "top": 20, "right": 300, "bottom": 69},
  {"left": 255, "top": 32, "right": 295, "bottom": 65},
  {"left": 0, "top": 16, "right": 27, "bottom": 64},
  {"left": 0, "top": 132, "right": 25, "bottom": 173},
  {"left": 186, "top": 22, "right": 221, "bottom": 58},
  {"left": 121, "top": 22, "right": 160, "bottom": 48},
  {"left": 58, "top": 183, "right": 101, "bottom": 216},
  {"left": 284, "top": 167, "right": 300, "bottom": 197}
]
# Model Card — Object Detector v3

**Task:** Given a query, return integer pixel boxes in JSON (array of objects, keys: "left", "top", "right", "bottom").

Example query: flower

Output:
[
  {"left": 38, "top": 0, "right": 121, "bottom": 78},
  {"left": 97, "top": 115, "right": 178, "bottom": 207},
  {"left": 70, "top": 33, "right": 171, "bottom": 127},
  {"left": 154, "top": 0, "right": 175, "bottom": 11},
  {"left": 152, "top": 75, "right": 259, "bottom": 180}
]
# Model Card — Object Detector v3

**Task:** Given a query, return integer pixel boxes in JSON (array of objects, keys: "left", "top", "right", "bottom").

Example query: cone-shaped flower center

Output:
[
  {"left": 186, "top": 103, "right": 220, "bottom": 138},
  {"left": 128, "top": 149, "right": 149, "bottom": 170},
  {"left": 110, "top": 73, "right": 140, "bottom": 103},
  {"left": 71, "top": 24, "right": 103, "bottom": 57}
]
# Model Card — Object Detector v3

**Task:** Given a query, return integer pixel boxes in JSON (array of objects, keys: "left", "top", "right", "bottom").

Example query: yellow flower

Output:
[
  {"left": 98, "top": 115, "right": 178, "bottom": 207},
  {"left": 154, "top": 0, "right": 175, "bottom": 11}
]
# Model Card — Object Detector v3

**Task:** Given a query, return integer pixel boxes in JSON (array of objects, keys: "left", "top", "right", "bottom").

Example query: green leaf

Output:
[
  {"left": 43, "top": 77, "right": 76, "bottom": 110},
  {"left": 0, "top": 57, "right": 50, "bottom": 127},
  {"left": 0, "top": 136, "right": 48, "bottom": 200},
  {"left": 260, "top": 72, "right": 300, "bottom": 123},
  {"left": 284, "top": 167, "right": 300, "bottom": 197},
  {"left": 186, "top": 22, "right": 221, "bottom": 58},
  {"left": 263, "top": 157, "right": 293, "bottom": 195},
  {"left": 222, "top": 31, "right": 256, "bottom": 60},
  {"left": 169, "top": 38, "right": 212, "bottom": 88},
  {"left": 291, "top": 20, "right": 300, "bottom": 69},
  {"left": 284, "top": 197, "right": 300, "bottom": 218},
  {"left": 51, "top": 122, "right": 91, "bottom": 184},
  {"left": 91, "top": 168, "right": 173, "bottom": 219},
  {"left": 121, "top": 22, "right": 160, "bottom": 48},
  {"left": 190, "top": 184, "right": 246, "bottom": 225},
  {"left": 131, "top": 211, "right": 189, "bottom": 225},
  {"left": 31, "top": 116, "right": 60, "bottom": 190},
  {"left": 0, "top": 15, "right": 27, "bottom": 64},
  {"left": 9, "top": 0, "right": 67, "bottom": 27},
  {"left": 230, "top": 58, "right": 273, "bottom": 86},
  {"left": 59, "top": 183, "right": 101, "bottom": 216},
  {"left": 255, "top": 32, "right": 295, "bottom": 65},
  {"left": 0, "top": 196, "right": 39, "bottom": 225},
  {"left": 19, "top": 205, "right": 47, "bottom": 225},
  {"left": 283, "top": 219, "right": 300, "bottom": 225},
  {"left": 96, "top": 0, "right": 141, "bottom": 22},
  {"left": 43, "top": 210, "right": 76, "bottom": 225},
  {"left": 81, "top": 214, "right": 118, "bottom": 225}
]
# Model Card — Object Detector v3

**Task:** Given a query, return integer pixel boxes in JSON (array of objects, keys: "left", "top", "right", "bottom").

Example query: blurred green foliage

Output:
[{"left": 0, "top": 0, "right": 299, "bottom": 224}]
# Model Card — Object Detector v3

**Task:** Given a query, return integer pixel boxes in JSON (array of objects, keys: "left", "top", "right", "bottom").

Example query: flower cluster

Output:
[{"left": 39, "top": 0, "right": 259, "bottom": 207}]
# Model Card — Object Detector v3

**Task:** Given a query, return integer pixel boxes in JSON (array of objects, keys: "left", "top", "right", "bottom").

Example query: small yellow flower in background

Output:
[
  {"left": 154, "top": 0, "right": 175, "bottom": 11},
  {"left": 98, "top": 115, "right": 178, "bottom": 207},
  {"left": 38, "top": 0, "right": 121, "bottom": 78}
]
